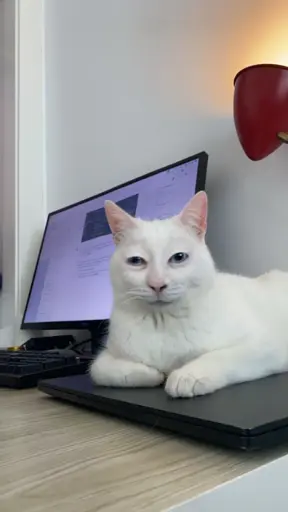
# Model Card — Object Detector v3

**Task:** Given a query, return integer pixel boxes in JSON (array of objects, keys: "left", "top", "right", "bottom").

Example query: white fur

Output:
[{"left": 90, "top": 193, "right": 288, "bottom": 397}]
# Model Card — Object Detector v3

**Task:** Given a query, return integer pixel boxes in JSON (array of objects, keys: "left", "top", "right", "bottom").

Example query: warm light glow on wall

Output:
[
  {"left": 272, "top": 53, "right": 288, "bottom": 68},
  {"left": 202, "top": 7, "right": 288, "bottom": 114},
  {"left": 247, "top": 21, "right": 288, "bottom": 67},
  {"left": 162, "top": 2, "right": 288, "bottom": 115},
  {"left": 277, "top": 52, "right": 288, "bottom": 66}
]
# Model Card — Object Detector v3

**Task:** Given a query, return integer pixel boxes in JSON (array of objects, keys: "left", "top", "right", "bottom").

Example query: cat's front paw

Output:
[
  {"left": 165, "top": 365, "right": 221, "bottom": 398},
  {"left": 90, "top": 352, "right": 165, "bottom": 388},
  {"left": 118, "top": 365, "right": 165, "bottom": 388}
]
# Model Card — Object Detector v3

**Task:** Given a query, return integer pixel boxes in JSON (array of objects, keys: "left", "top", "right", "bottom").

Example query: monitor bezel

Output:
[{"left": 21, "top": 151, "right": 208, "bottom": 331}]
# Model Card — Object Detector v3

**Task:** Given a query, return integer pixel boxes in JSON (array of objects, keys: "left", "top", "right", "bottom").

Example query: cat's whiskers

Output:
[{"left": 119, "top": 295, "right": 146, "bottom": 307}]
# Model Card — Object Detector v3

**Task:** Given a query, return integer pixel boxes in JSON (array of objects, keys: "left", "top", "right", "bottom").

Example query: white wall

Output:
[
  {"left": 0, "top": 0, "right": 4, "bottom": 285},
  {"left": 0, "top": 0, "right": 17, "bottom": 345},
  {"left": 16, "top": 0, "right": 46, "bottom": 325},
  {"left": 0, "top": 0, "right": 45, "bottom": 346},
  {"left": 43, "top": 0, "right": 288, "bottom": 280}
]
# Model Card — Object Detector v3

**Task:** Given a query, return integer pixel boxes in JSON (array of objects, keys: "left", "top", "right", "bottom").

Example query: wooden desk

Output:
[{"left": 0, "top": 389, "right": 287, "bottom": 512}]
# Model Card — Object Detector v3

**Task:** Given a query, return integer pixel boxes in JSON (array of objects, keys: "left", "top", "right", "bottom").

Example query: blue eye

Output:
[
  {"left": 127, "top": 256, "right": 146, "bottom": 266},
  {"left": 169, "top": 252, "right": 189, "bottom": 264}
]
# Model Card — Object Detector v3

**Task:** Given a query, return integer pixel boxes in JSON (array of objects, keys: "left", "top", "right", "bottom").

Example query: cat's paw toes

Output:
[{"left": 165, "top": 369, "right": 216, "bottom": 398}]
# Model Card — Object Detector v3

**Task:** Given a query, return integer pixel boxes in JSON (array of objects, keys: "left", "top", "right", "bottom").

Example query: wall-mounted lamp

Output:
[{"left": 233, "top": 64, "right": 288, "bottom": 160}]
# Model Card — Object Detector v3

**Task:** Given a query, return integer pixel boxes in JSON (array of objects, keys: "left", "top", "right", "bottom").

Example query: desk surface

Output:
[{"left": 0, "top": 389, "right": 287, "bottom": 512}]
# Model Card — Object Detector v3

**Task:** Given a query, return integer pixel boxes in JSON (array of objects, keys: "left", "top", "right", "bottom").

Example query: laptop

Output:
[{"left": 38, "top": 372, "right": 288, "bottom": 450}]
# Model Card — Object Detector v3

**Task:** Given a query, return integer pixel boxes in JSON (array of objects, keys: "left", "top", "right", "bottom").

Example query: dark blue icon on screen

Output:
[{"left": 81, "top": 194, "right": 138, "bottom": 242}]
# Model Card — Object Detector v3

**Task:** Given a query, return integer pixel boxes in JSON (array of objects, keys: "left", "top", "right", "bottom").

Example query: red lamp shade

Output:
[{"left": 233, "top": 64, "right": 288, "bottom": 160}]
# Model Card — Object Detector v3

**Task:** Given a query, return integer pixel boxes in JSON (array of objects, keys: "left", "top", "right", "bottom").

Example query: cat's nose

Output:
[{"left": 148, "top": 283, "right": 168, "bottom": 294}]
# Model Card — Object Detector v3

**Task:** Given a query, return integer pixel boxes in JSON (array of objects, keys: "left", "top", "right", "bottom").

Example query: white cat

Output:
[{"left": 90, "top": 191, "right": 288, "bottom": 397}]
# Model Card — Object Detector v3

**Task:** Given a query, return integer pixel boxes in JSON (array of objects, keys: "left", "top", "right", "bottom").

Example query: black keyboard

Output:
[{"left": 0, "top": 350, "right": 89, "bottom": 388}]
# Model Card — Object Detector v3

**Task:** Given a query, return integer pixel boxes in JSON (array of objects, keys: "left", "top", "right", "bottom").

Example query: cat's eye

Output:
[
  {"left": 168, "top": 252, "right": 189, "bottom": 264},
  {"left": 126, "top": 256, "right": 146, "bottom": 267}
]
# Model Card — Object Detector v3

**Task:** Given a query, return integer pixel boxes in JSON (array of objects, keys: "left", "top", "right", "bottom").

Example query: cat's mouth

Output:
[{"left": 151, "top": 298, "right": 174, "bottom": 306}]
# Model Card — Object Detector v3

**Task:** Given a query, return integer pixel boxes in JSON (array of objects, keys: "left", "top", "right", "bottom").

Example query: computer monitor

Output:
[{"left": 21, "top": 152, "right": 208, "bottom": 334}]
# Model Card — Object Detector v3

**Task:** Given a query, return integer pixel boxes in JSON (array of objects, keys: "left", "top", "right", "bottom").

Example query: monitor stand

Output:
[{"left": 89, "top": 320, "right": 109, "bottom": 355}]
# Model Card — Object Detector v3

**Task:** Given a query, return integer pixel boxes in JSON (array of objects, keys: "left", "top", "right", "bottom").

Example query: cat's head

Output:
[{"left": 105, "top": 191, "right": 215, "bottom": 309}]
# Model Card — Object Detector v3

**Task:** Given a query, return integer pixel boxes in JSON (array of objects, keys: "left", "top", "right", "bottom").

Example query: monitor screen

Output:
[{"left": 22, "top": 152, "right": 207, "bottom": 329}]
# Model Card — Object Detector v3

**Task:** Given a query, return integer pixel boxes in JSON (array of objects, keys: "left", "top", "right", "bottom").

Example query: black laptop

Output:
[{"left": 39, "top": 372, "right": 288, "bottom": 451}]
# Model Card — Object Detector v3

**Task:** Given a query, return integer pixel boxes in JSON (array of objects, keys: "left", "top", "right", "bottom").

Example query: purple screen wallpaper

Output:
[{"left": 24, "top": 158, "right": 199, "bottom": 323}]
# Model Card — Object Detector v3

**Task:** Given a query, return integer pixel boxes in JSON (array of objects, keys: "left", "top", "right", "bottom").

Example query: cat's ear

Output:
[
  {"left": 178, "top": 191, "right": 208, "bottom": 238},
  {"left": 105, "top": 200, "right": 136, "bottom": 243}
]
